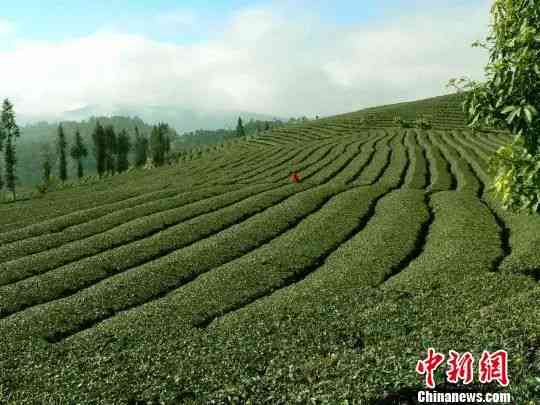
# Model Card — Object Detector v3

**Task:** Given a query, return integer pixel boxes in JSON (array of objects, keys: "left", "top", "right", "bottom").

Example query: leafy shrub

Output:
[
  {"left": 35, "top": 182, "right": 49, "bottom": 195},
  {"left": 490, "top": 142, "right": 540, "bottom": 213},
  {"left": 414, "top": 117, "right": 432, "bottom": 129},
  {"left": 393, "top": 115, "right": 414, "bottom": 128},
  {"left": 35, "top": 176, "right": 63, "bottom": 194},
  {"left": 449, "top": 0, "right": 540, "bottom": 212}
]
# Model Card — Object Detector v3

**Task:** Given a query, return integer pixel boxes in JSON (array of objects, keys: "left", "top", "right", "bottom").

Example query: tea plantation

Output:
[{"left": 0, "top": 94, "right": 539, "bottom": 404}]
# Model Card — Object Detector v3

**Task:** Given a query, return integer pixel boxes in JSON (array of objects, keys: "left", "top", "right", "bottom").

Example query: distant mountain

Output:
[{"left": 20, "top": 104, "right": 285, "bottom": 134}]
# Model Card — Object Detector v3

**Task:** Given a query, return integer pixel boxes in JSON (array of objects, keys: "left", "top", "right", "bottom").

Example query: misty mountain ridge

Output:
[{"left": 19, "top": 104, "right": 285, "bottom": 134}]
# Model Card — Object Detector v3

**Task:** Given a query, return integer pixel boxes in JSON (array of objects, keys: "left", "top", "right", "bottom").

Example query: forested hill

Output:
[
  {"left": 16, "top": 116, "right": 164, "bottom": 187},
  {"left": 16, "top": 115, "right": 295, "bottom": 187}
]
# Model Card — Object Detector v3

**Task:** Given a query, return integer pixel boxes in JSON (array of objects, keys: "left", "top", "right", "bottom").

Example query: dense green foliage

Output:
[
  {"left": 92, "top": 122, "right": 134, "bottom": 177},
  {"left": 450, "top": 0, "right": 540, "bottom": 212},
  {"left": 490, "top": 143, "right": 540, "bottom": 213},
  {"left": 150, "top": 123, "right": 172, "bottom": 167}
]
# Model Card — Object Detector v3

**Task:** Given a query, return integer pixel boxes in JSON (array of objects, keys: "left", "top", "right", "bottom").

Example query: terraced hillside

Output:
[
  {"left": 317, "top": 92, "right": 471, "bottom": 129},
  {"left": 0, "top": 109, "right": 539, "bottom": 404}
]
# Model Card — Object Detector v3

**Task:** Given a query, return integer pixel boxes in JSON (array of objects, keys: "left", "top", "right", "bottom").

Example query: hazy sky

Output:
[{"left": 0, "top": 0, "right": 491, "bottom": 120}]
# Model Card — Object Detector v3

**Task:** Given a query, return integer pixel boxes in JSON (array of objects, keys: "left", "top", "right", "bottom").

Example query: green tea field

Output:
[{"left": 1, "top": 95, "right": 539, "bottom": 404}]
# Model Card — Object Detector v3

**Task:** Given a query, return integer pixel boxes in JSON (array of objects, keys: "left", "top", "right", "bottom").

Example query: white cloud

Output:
[{"left": 0, "top": 1, "right": 491, "bottom": 121}]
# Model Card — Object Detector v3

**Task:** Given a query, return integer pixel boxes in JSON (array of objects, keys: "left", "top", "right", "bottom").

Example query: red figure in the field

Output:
[
  {"left": 478, "top": 350, "right": 509, "bottom": 387},
  {"left": 416, "top": 348, "right": 445, "bottom": 388},
  {"left": 289, "top": 170, "right": 301, "bottom": 183},
  {"left": 446, "top": 350, "right": 474, "bottom": 385}
]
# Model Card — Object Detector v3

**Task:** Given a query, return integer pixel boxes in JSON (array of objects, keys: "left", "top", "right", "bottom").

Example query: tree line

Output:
[
  {"left": 0, "top": 99, "right": 174, "bottom": 201},
  {"left": 43, "top": 121, "right": 172, "bottom": 186},
  {"left": 17, "top": 116, "right": 156, "bottom": 186},
  {"left": 235, "top": 116, "right": 278, "bottom": 137},
  {"left": 233, "top": 116, "right": 317, "bottom": 138},
  {"left": 179, "top": 117, "right": 286, "bottom": 147}
]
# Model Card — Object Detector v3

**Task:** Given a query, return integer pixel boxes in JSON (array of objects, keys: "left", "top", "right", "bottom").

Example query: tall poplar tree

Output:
[
  {"left": 70, "top": 129, "right": 88, "bottom": 179},
  {"left": 42, "top": 156, "right": 51, "bottom": 185},
  {"left": 162, "top": 123, "right": 171, "bottom": 160},
  {"left": 236, "top": 117, "right": 245, "bottom": 137},
  {"left": 116, "top": 129, "right": 131, "bottom": 173},
  {"left": 92, "top": 121, "right": 106, "bottom": 177},
  {"left": 40, "top": 142, "right": 54, "bottom": 187},
  {"left": 0, "top": 99, "right": 20, "bottom": 200},
  {"left": 57, "top": 124, "right": 68, "bottom": 182},
  {"left": 150, "top": 123, "right": 170, "bottom": 167},
  {"left": 4, "top": 135, "right": 17, "bottom": 200},
  {"left": 133, "top": 126, "right": 148, "bottom": 167},
  {"left": 150, "top": 125, "right": 163, "bottom": 166},
  {"left": 104, "top": 125, "right": 117, "bottom": 175}
]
